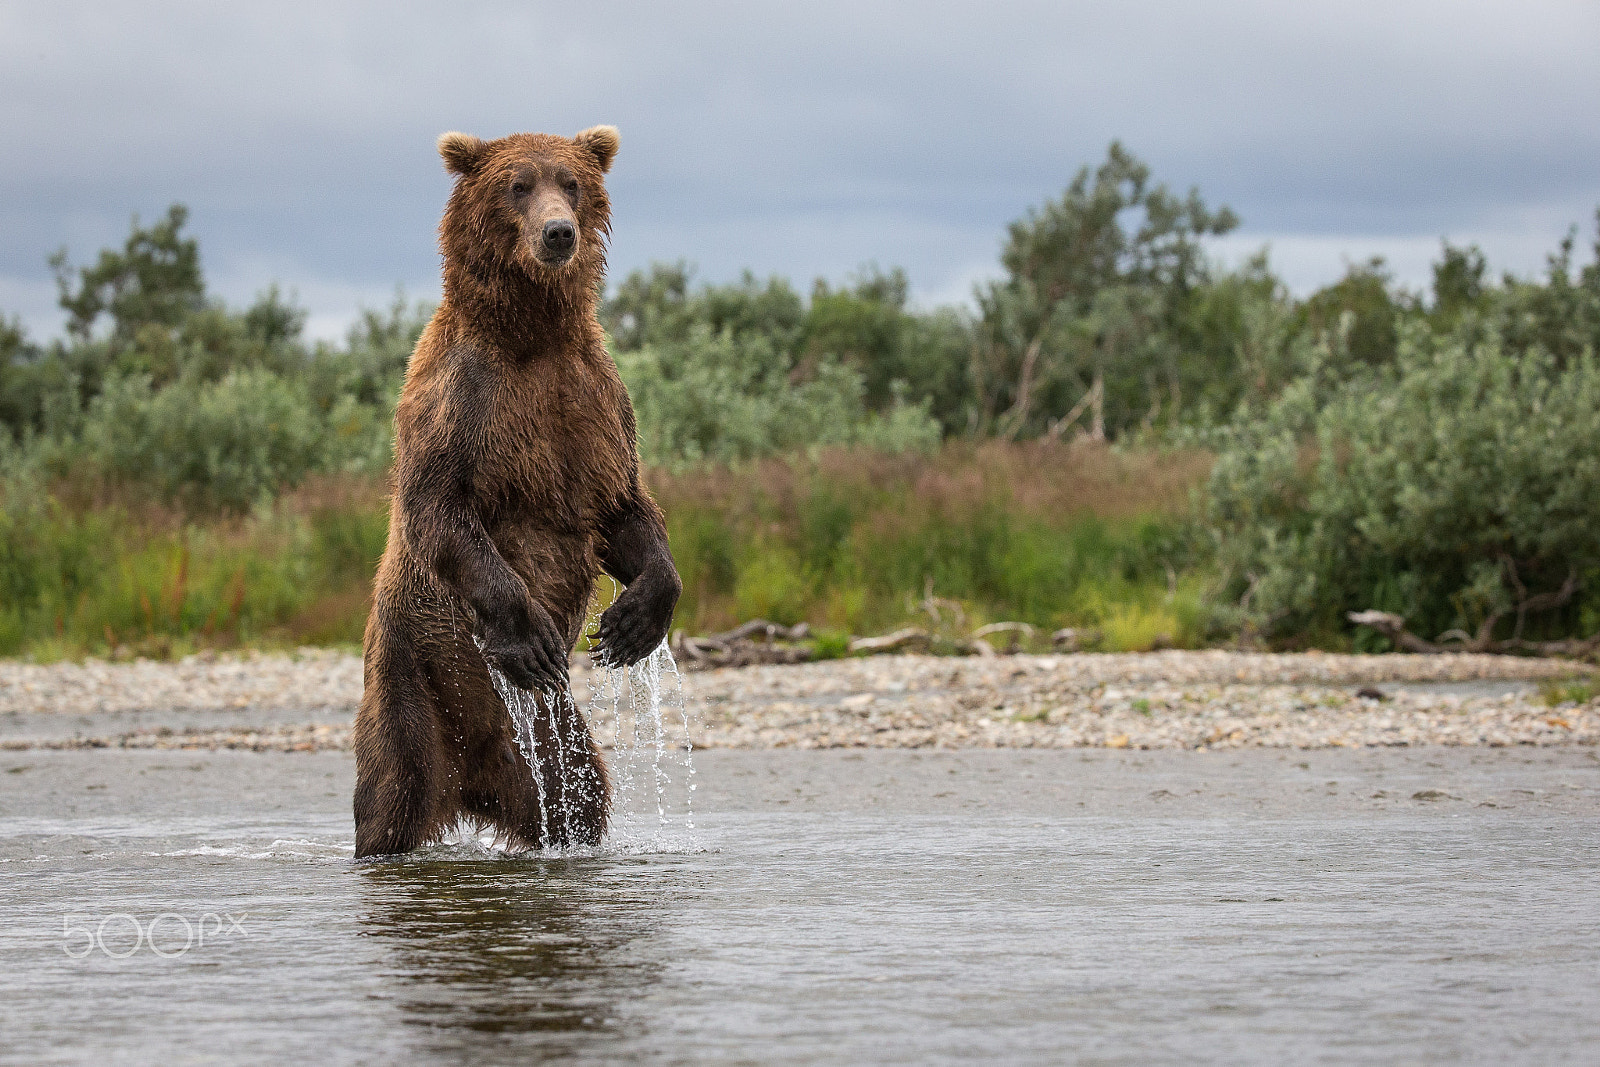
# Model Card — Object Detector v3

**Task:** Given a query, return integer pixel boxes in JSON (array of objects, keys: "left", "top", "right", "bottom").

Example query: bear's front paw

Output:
[
  {"left": 480, "top": 604, "right": 569, "bottom": 692},
  {"left": 592, "top": 571, "right": 679, "bottom": 668}
]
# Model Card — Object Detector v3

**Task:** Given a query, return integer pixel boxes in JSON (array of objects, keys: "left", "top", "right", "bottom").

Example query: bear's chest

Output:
[{"left": 476, "top": 361, "right": 632, "bottom": 529}]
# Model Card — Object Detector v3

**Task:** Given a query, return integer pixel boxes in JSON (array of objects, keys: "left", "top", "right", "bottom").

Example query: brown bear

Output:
[{"left": 352, "top": 126, "right": 681, "bottom": 858}]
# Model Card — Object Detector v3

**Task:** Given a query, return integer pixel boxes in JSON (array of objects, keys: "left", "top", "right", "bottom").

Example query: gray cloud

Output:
[{"left": 2, "top": 0, "right": 1596, "bottom": 337}]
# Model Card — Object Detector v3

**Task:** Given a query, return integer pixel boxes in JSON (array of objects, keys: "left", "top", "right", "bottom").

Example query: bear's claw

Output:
[
  {"left": 592, "top": 580, "right": 674, "bottom": 668},
  {"left": 481, "top": 602, "right": 570, "bottom": 691}
]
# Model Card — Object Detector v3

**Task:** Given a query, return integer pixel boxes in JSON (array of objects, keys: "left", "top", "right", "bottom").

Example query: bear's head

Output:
[{"left": 435, "top": 126, "right": 619, "bottom": 298}]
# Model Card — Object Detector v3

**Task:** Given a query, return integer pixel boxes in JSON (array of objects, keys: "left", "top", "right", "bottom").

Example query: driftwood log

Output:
[
  {"left": 1051, "top": 627, "right": 1104, "bottom": 652},
  {"left": 669, "top": 620, "right": 814, "bottom": 669},
  {"left": 848, "top": 627, "right": 930, "bottom": 654},
  {"left": 664, "top": 579, "right": 1600, "bottom": 670},
  {"left": 666, "top": 618, "right": 1045, "bottom": 670},
  {"left": 1347, "top": 610, "right": 1600, "bottom": 658},
  {"left": 1348, "top": 567, "right": 1600, "bottom": 658},
  {"left": 971, "top": 622, "right": 1035, "bottom": 653}
]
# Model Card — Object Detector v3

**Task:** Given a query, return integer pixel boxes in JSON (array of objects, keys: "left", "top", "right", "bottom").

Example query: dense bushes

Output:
[
  {"left": 76, "top": 370, "right": 327, "bottom": 511},
  {"left": 615, "top": 319, "right": 941, "bottom": 465},
  {"left": 603, "top": 265, "right": 949, "bottom": 463},
  {"left": 2, "top": 296, "right": 422, "bottom": 512},
  {"left": 1208, "top": 245, "right": 1600, "bottom": 649}
]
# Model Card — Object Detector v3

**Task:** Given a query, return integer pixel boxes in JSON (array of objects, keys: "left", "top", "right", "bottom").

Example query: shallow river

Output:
[{"left": 3, "top": 747, "right": 1599, "bottom": 1064}]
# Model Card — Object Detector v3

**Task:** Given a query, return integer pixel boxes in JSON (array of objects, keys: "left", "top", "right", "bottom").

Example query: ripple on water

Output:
[{"left": 4, "top": 749, "right": 1600, "bottom": 1063}]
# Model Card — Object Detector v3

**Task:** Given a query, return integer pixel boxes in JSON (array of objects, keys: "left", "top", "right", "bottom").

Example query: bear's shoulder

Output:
[{"left": 395, "top": 333, "right": 497, "bottom": 439}]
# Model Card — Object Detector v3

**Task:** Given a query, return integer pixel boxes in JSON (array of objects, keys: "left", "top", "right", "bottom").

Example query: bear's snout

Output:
[{"left": 540, "top": 218, "right": 577, "bottom": 263}]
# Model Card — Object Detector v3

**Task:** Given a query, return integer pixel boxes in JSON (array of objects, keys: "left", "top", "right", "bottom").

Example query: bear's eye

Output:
[
  {"left": 511, "top": 181, "right": 529, "bottom": 197},
  {"left": 564, "top": 179, "right": 579, "bottom": 198}
]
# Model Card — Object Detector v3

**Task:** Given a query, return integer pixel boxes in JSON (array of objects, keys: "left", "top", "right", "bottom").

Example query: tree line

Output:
[{"left": 4, "top": 144, "right": 1600, "bottom": 649}]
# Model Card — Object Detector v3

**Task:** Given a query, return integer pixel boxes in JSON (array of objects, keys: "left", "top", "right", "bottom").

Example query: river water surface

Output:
[{"left": 3, "top": 747, "right": 1599, "bottom": 1064}]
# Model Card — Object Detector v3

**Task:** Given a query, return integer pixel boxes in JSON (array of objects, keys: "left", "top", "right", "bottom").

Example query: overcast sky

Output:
[{"left": 2, "top": 0, "right": 1597, "bottom": 341}]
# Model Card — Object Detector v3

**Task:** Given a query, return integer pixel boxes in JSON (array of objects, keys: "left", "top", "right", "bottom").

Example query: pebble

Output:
[{"left": 2, "top": 649, "right": 1596, "bottom": 752}]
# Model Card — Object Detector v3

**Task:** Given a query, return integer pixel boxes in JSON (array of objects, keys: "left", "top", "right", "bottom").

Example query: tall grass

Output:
[
  {"left": 0, "top": 475, "right": 388, "bottom": 660},
  {"left": 0, "top": 442, "right": 1211, "bottom": 661},
  {"left": 654, "top": 441, "right": 1211, "bottom": 648}
]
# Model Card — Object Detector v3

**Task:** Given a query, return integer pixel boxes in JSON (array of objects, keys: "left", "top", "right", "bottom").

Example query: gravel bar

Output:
[{"left": 2, "top": 648, "right": 1596, "bottom": 751}]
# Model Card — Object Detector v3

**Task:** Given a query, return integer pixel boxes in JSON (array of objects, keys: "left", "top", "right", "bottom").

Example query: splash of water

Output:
[
  {"left": 474, "top": 636, "right": 696, "bottom": 855},
  {"left": 586, "top": 643, "right": 697, "bottom": 847},
  {"left": 475, "top": 638, "right": 553, "bottom": 846}
]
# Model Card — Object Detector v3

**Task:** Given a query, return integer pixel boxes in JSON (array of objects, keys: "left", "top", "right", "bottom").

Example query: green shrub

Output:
[
  {"left": 1209, "top": 321, "right": 1600, "bottom": 645},
  {"left": 67, "top": 369, "right": 325, "bottom": 512},
  {"left": 617, "top": 325, "right": 940, "bottom": 466}
]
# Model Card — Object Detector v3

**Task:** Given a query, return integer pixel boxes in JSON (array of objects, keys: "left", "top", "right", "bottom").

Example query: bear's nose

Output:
[{"left": 542, "top": 219, "right": 576, "bottom": 253}]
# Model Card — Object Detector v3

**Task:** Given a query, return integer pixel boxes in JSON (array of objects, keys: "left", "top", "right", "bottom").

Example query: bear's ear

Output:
[
  {"left": 437, "top": 131, "right": 488, "bottom": 176},
  {"left": 574, "top": 125, "right": 620, "bottom": 173}
]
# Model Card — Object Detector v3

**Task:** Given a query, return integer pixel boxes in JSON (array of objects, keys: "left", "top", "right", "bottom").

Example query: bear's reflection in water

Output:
[{"left": 358, "top": 855, "right": 670, "bottom": 1053}]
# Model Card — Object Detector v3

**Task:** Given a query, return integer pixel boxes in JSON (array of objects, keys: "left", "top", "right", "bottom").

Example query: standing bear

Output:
[{"left": 352, "top": 126, "right": 681, "bottom": 858}]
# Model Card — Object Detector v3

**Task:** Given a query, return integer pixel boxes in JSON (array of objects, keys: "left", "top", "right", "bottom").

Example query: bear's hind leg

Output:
[
  {"left": 459, "top": 735, "right": 541, "bottom": 849},
  {"left": 353, "top": 646, "right": 446, "bottom": 858}
]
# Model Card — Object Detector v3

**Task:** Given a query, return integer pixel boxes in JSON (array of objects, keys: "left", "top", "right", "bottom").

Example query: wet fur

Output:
[{"left": 353, "top": 129, "right": 679, "bottom": 858}]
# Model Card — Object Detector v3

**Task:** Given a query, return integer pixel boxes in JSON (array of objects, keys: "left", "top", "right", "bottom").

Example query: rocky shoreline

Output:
[{"left": 2, "top": 648, "right": 1596, "bottom": 752}]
